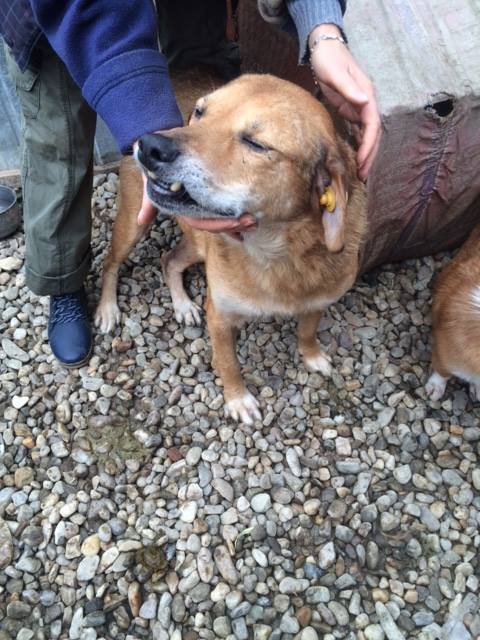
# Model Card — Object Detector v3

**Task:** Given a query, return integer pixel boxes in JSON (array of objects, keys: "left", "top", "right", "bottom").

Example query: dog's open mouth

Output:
[{"left": 146, "top": 176, "right": 236, "bottom": 220}]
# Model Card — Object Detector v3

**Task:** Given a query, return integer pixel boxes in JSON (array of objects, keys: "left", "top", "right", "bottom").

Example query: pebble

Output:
[
  {"left": 76, "top": 555, "right": 100, "bottom": 581},
  {"left": 393, "top": 465, "right": 412, "bottom": 484},
  {"left": 318, "top": 541, "right": 336, "bottom": 569},
  {"left": 139, "top": 594, "right": 158, "bottom": 619},
  {"left": 251, "top": 493, "right": 271, "bottom": 513},
  {"left": 286, "top": 448, "right": 302, "bottom": 476},
  {"left": 0, "top": 518, "right": 13, "bottom": 568},
  {"left": 180, "top": 501, "right": 198, "bottom": 523},
  {"left": 214, "top": 546, "right": 239, "bottom": 585},
  {"left": 376, "top": 602, "right": 405, "bottom": 640},
  {"left": 365, "top": 624, "right": 385, "bottom": 640}
]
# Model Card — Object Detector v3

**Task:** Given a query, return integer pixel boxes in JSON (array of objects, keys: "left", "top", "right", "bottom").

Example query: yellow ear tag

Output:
[{"left": 319, "top": 186, "right": 336, "bottom": 213}]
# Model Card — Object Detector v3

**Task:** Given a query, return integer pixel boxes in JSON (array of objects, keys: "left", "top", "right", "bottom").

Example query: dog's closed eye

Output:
[{"left": 241, "top": 134, "right": 270, "bottom": 153}]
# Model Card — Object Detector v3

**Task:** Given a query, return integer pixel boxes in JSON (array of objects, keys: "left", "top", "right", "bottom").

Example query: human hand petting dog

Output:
[{"left": 309, "top": 24, "right": 381, "bottom": 180}]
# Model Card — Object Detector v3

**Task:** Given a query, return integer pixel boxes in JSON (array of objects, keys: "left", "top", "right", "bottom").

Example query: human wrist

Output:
[
  {"left": 308, "top": 24, "right": 346, "bottom": 53},
  {"left": 309, "top": 23, "right": 341, "bottom": 44}
]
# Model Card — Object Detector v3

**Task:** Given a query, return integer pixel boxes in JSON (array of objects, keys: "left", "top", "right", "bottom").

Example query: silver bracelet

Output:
[{"left": 309, "top": 34, "right": 347, "bottom": 55}]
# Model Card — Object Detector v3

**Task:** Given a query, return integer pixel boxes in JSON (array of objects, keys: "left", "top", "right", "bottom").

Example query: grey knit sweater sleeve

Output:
[{"left": 287, "top": 0, "right": 346, "bottom": 63}]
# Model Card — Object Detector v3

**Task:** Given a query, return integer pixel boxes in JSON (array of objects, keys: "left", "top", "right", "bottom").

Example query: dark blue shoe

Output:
[{"left": 48, "top": 287, "right": 92, "bottom": 367}]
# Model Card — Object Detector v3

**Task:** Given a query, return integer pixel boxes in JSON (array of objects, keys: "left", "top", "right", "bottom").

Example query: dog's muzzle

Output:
[{"left": 136, "top": 133, "right": 237, "bottom": 220}]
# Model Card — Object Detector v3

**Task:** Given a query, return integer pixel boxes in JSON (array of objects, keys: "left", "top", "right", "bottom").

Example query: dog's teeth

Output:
[
  {"left": 170, "top": 181, "right": 183, "bottom": 193},
  {"left": 147, "top": 171, "right": 157, "bottom": 180}
]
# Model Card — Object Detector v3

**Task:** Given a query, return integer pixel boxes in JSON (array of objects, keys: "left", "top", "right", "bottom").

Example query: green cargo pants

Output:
[{"left": 5, "top": 38, "right": 96, "bottom": 296}]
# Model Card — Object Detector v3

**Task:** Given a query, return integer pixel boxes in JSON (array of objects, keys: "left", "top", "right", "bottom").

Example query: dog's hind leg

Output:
[
  {"left": 96, "top": 158, "right": 148, "bottom": 333},
  {"left": 298, "top": 311, "right": 332, "bottom": 376},
  {"left": 161, "top": 234, "right": 203, "bottom": 326}
]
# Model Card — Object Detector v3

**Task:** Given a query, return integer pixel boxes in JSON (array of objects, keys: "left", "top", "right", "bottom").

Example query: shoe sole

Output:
[{"left": 54, "top": 344, "right": 93, "bottom": 369}]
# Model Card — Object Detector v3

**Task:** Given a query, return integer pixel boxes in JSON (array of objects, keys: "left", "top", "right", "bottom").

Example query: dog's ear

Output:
[{"left": 314, "top": 140, "right": 353, "bottom": 253}]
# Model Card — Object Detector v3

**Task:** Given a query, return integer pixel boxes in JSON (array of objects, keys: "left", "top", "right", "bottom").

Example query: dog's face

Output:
[{"left": 137, "top": 74, "right": 356, "bottom": 251}]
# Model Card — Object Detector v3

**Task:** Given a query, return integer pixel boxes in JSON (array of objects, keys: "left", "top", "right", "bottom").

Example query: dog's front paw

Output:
[
  {"left": 95, "top": 301, "right": 121, "bottom": 333},
  {"left": 172, "top": 298, "right": 202, "bottom": 326},
  {"left": 225, "top": 391, "right": 261, "bottom": 425},
  {"left": 303, "top": 349, "right": 332, "bottom": 377},
  {"left": 425, "top": 372, "right": 447, "bottom": 401}
]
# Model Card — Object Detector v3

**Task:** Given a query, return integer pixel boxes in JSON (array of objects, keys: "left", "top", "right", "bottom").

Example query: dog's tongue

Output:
[{"left": 178, "top": 214, "right": 257, "bottom": 234}]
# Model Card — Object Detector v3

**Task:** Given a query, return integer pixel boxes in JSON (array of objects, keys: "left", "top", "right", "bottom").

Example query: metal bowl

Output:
[{"left": 0, "top": 185, "right": 21, "bottom": 239}]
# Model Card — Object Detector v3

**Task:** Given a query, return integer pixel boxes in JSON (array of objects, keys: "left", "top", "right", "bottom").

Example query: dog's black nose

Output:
[{"left": 138, "top": 133, "right": 180, "bottom": 169}]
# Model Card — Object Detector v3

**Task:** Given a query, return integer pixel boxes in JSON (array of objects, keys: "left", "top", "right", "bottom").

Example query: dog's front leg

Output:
[
  {"left": 206, "top": 294, "right": 261, "bottom": 425},
  {"left": 298, "top": 311, "right": 332, "bottom": 376},
  {"left": 95, "top": 158, "right": 149, "bottom": 333}
]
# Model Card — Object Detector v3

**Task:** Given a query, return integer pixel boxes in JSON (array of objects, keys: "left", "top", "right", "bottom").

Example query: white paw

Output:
[
  {"left": 425, "top": 372, "right": 447, "bottom": 401},
  {"left": 95, "top": 302, "right": 121, "bottom": 333},
  {"left": 225, "top": 391, "right": 262, "bottom": 425},
  {"left": 173, "top": 298, "right": 202, "bottom": 326},
  {"left": 304, "top": 351, "right": 332, "bottom": 376}
]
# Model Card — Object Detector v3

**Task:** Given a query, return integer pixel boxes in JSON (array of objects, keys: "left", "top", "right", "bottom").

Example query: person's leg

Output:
[{"left": 5, "top": 38, "right": 96, "bottom": 366}]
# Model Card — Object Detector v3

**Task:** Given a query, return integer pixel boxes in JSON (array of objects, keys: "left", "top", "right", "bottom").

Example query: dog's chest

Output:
[{"left": 210, "top": 281, "right": 336, "bottom": 318}]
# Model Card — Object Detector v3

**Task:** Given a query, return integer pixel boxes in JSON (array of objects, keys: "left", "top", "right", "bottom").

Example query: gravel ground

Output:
[{"left": 0, "top": 172, "right": 479, "bottom": 640}]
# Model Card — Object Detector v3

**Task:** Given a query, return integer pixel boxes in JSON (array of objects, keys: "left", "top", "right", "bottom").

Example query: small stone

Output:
[
  {"left": 376, "top": 602, "right": 404, "bottom": 640},
  {"left": 0, "top": 518, "right": 13, "bottom": 568},
  {"left": 303, "top": 499, "right": 321, "bottom": 515},
  {"left": 77, "top": 555, "right": 100, "bottom": 581},
  {"left": 14, "top": 467, "right": 34, "bottom": 488},
  {"left": 0, "top": 257, "right": 22, "bottom": 271},
  {"left": 172, "top": 593, "right": 186, "bottom": 623},
  {"left": 128, "top": 582, "right": 141, "bottom": 617},
  {"left": 254, "top": 625, "right": 274, "bottom": 640},
  {"left": 278, "top": 577, "right": 308, "bottom": 594},
  {"left": 328, "top": 601, "right": 349, "bottom": 625},
  {"left": 6, "top": 601, "right": 32, "bottom": 619},
  {"left": 364, "top": 624, "right": 385, "bottom": 640},
  {"left": 213, "top": 478, "right": 234, "bottom": 502},
  {"left": 300, "top": 628, "right": 319, "bottom": 640},
  {"left": 99, "top": 546, "right": 119, "bottom": 572},
  {"left": 231, "top": 617, "right": 248, "bottom": 640},
  {"left": 318, "top": 541, "right": 336, "bottom": 569},
  {"left": 197, "top": 547, "right": 214, "bottom": 582},
  {"left": 252, "top": 548, "right": 268, "bottom": 568},
  {"left": 380, "top": 512, "right": 400, "bottom": 532},
  {"left": 251, "top": 493, "right": 271, "bottom": 513},
  {"left": 393, "top": 465, "right": 411, "bottom": 484},
  {"left": 2, "top": 338, "right": 30, "bottom": 362},
  {"left": 306, "top": 586, "right": 330, "bottom": 604},
  {"left": 12, "top": 396, "right": 29, "bottom": 409},
  {"left": 296, "top": 607, "right": 312, "bottom": 628},
  {"left": 286, "top": 448, "right": 302, "bottom": 477},
  {"left": 21, "top": 526, "right": 43, "bottom": 548},
  {"left": 179, "top": 501, "right": 198, "bottom": 523},
  {"left": 472, "top": 469, "right": 480, "bottom": 491},
  {"left": 81, "top": 534, "right": 100, "bottom": 556},
  {"left": 69, "top": 607, "right": 84, "bottom": 639},
  {"left": 139, "top": 594, "right": 158, "bottom": 620},
  {"left": 413, "top": 611, "right": 434, "bottom": 626},
  {"left": 280, "top": 612, "right": 300, "bottom": 634},
  {"left": 214, "top": 546, "right": 239, "bottom": 585}
]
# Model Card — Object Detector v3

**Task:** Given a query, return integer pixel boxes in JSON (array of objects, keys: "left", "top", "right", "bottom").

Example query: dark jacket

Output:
[{"left": 0, "top": 0, "right": 345, "bottom": 153}]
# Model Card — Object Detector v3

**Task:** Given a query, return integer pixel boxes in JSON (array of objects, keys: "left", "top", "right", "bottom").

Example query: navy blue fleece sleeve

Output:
[
  {"left": 29, "top": 0, "right": 182, "bottom": 153},
  {"left": 287, "top": 0, "right": 346, "bottom": 63}
]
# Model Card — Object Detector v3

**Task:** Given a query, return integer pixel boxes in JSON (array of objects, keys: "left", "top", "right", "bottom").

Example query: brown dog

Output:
[
  {"left": 96, "top": 74, "right": 367, "bottom": 423},
  {"left": 425, "top": 223, "right": 480, "bottom": 401}
]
